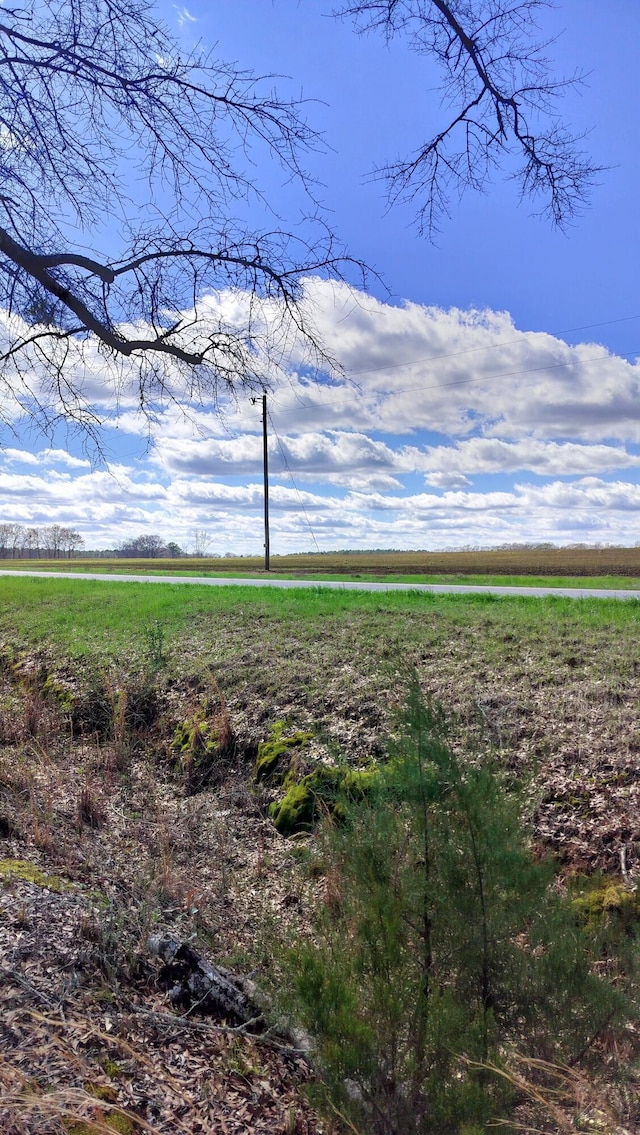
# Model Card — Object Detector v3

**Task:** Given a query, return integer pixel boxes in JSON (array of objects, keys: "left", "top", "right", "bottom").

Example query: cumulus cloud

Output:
[
  {"left": 7, "top": 277, "right": 639, "bottom": 443},
  {"left": 0, "top": 447, "right": 92, "bottom": 469},
  {"left": 275, "top": 280, "right": 640, "bottom": 444},
  {"left": 421, "top": 439, "right": 640, "bottom": 477},
  {"left": 155, "top": 436, "right": 264, "bottom": 476},
  {"left": 3, "top": 280, "right": 640, "bottom": 550},
  {"left": 425, "top": 472, "right": 472, "bottom": 489}
]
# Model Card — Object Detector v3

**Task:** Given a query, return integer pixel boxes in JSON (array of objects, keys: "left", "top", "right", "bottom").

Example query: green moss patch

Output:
[
  {"left": 65, "top": 1114, "right": 137, "bottom": 1135},
  {"left": 84, "top": 1083, "right": 118, "bottom": 1104},
  {"left": 254, "top": 721, "right": 313, "bottom": 783},
  {"left": 100, "top": 1060, "right": 125, "bottom": 1079},
  {"left": 42, "top": 673, "right": 76, "bottom": 712},
  {"left": 171, "top": 713, "right": 219, "bottom": 757},
  {"left": 170, "top": 701, "right": 235, "bottom": 792},
  {"left": 269, "top": 765, "right": 377, "bottom": 836},
  {"left": 0, "top": 858, "right": 70, "bottom": 892},
  {"left": 572, "top": 879, "right": 640, "bottom": 931},
  {"left": 66, "top": 1089, "right": 138, "bottom": 1133}
]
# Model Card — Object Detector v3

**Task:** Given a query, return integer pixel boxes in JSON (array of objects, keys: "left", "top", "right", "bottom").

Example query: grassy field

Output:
[
  {"left": 1, "top": 575, "right": 639, "bottom": 1132},
  {"left": 1, "top": 572, "right": 639, "bottom": 655},
  {"left": 2, "top": 572, "right": 639, "bottom": 885},
  {"left": 3, "top": 544, "right": 640, "bottom": 587}
]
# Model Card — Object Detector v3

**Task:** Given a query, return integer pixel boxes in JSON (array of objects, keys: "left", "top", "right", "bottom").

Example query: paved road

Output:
[{"left": 0, "top": 569, "right": 638, "bottom": 600}]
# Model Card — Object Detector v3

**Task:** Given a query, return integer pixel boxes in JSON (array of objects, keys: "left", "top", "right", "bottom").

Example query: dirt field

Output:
[
  {"left": 211, "top": 546, "right": 640, "bottom": 578},
  {"left": 4, "top": 543, "right": 640, "bottom": 580}
]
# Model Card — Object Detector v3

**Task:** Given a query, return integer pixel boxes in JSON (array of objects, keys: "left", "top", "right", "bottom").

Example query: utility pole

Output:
[
  {"left": 262, "top": 393, "right": 270, "bottom": 571},
  {"left": 253, "top": 393, "right": 270, "bottom": 571}
]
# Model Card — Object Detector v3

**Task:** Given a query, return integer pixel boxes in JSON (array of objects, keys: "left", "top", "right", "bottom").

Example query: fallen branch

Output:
[
  {"left": 133, "top": 1007, "right": 310, "bottom": 1057},
  {"left": 147, "top": 934, "right": 264, "bottom": 1027}
]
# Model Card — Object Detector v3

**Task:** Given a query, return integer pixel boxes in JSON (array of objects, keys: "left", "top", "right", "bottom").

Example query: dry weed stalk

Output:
[
  {"left": 22, "top": 678, "right": 47, "bottom": 741},
  {"left": 77, "top": 780, "right": 106, "bottom": 829},
  {"left": 29, "top": 784, "right": 60, "bottom": 856},
  {"left": 152, "top": 819, "right": 184, "bottom": 903},
  {"left": 211, "top": 684, "right": 233, "bottom": 757},
  {"left": 106, "top": 680, "right": 129, "bottom": 771},
  {"left": 212, "top": 811, "right": 229, "bottom": 899},
  {"left": 465, "top": 1053, "right": 631, "bottom": 1135},
  {"left": 0, "top": 1075, "right": 164, "bottom": 1135},
  {"left": 31, "top": 815, "right": 59, "bottom": 858}
]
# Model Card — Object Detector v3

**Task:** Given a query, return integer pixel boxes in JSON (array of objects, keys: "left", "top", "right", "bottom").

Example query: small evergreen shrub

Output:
[{"left": 282, "top": 687, "right": 634, "bottom": 1135}]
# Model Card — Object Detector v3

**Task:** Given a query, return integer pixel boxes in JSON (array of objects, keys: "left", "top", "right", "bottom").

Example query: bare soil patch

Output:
[{"left": 7, "top": 542, "right": 640, "bottom": 579}]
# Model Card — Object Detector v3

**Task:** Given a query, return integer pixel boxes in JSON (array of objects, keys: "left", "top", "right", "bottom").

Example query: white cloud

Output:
[
  {"left": 276, "top": 280, "right": 640, "bottom": 444},
  {"left": 0, "top": 448, "right": 40, "bottom": 466},
  {"left": 155, "top": 435, "right": 264, "bottom": 476},
  {"left": 174, "top": 5, "right": 196, "bottom": 27},
  {"left": 0, "top": 447, "right": 92, "bottom": 469},
  {"left": 425, "top": 472, "right": 472, "bottom": 489},
  {"left": 6, "top": 279, "right": 640, "bottom": 445},
  {"left": 3, "top": 281, "right": 640, "bottom": 550},
  {"left": 421, "top": 439, "right": 640, "bottom": 477}
]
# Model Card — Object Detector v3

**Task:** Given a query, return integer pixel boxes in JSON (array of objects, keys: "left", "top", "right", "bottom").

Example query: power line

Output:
[
  {"left": 346, "top": 312, "right": 640, "bottom": 379},
  {"left": 269, "top": 344, "right": 640, "bottom": 420},
  {"left": 267, "top": 409, "right": 322, "bottom": 554}
]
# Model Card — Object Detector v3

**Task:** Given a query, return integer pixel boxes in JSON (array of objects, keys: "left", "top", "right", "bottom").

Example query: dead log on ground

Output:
[{"left": 147, "top": 934, "right": 264, "bottom": 1030}]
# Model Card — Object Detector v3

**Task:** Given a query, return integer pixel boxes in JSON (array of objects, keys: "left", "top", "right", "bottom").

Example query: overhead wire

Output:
[
  {"left": 268, "top": 343, "right": 640, "bottom": 419},
  {"left": 265, "top": 312, "right": 640, "bottom": 419},
  {"left": 267, "top": 408, "right": 322, "bottom": 553},
  {"left": 345, "top": 312, "right": 640, "bottom": 378}
]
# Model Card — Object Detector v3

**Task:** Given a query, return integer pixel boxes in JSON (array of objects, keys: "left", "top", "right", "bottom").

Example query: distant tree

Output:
[
  {"left": 41, "top": 524, "right": 66, "bottom": 558},
  {"left": 191, "top": 529, "right": 213, "bottom": 557},
  {"left": 0, "top": 0, "right": 595, "bottom": 447},
  {"left": 165, "top": 541, "right": 183, "bottom": 558},
  {"left": 117, "top": 534, "right": 165, "bottom": 558},
  {"left": 0, "top": 523, "right": 83, "bottom": 557},
  {"left": 0, "top": 522, "right": 26, "bottom": 558},
  {"left": 140, "top": 534, "right": 164, "bottom": 558},
  {"left": 0, "top": 522, "right": 17, "bottom": 558},
  {"left": 60, "top": 528, "right": 85, "bottom": 558},
  {"left": 22, "top": 527, "right": 41, "bottom": 559},
  {"left": 0, "top": 523, "right": 11, "bottom": 558}
]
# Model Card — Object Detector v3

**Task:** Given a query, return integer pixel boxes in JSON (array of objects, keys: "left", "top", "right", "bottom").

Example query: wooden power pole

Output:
[
  {"left": 252, "top": 392, "right": 270, "bottom": 571},
  {"left": 261, "top": 393, "right": 270, "bottom": 571}
]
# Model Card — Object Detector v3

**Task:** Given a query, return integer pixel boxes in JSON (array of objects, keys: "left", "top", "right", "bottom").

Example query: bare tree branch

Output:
[
  {"left": 335, "top": 0, "right": 601, "bottom": 235},
  {"left": 0, "top": 0, "right": 361, "bottom": 448},
  {"left": 0, "top": 0, "right": 598, "bottom": 451}
]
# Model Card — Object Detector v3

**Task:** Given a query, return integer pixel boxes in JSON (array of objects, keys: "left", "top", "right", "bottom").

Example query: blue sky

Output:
[{"left": 1, "top": 0, "right": 639, "bottom": 553}]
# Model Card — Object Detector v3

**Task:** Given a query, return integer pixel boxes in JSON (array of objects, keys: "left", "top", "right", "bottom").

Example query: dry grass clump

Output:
[
  {"left": 478, "top": 1049, "right": 640, "bottom": 1135},
  {"left": 77, "top": 782, "right": 107, "bottom": 829},
  {"left": 0, "top": 993, "right": 323, "bottom": 1134},
  {"left": 0, "top": 1073, "right": 160, "bottom": 1135}
]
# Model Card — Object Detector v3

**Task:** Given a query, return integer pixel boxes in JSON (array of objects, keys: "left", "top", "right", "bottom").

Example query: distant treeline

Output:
[
  {"left": 0, "top": 523, "right": 84, "bottom": 558},
  {"left": 0, "top": 527, "right": 189, "bottom": 560},
  {"left": 0, "top": 527, "right": 228, "bottom": 560}
]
